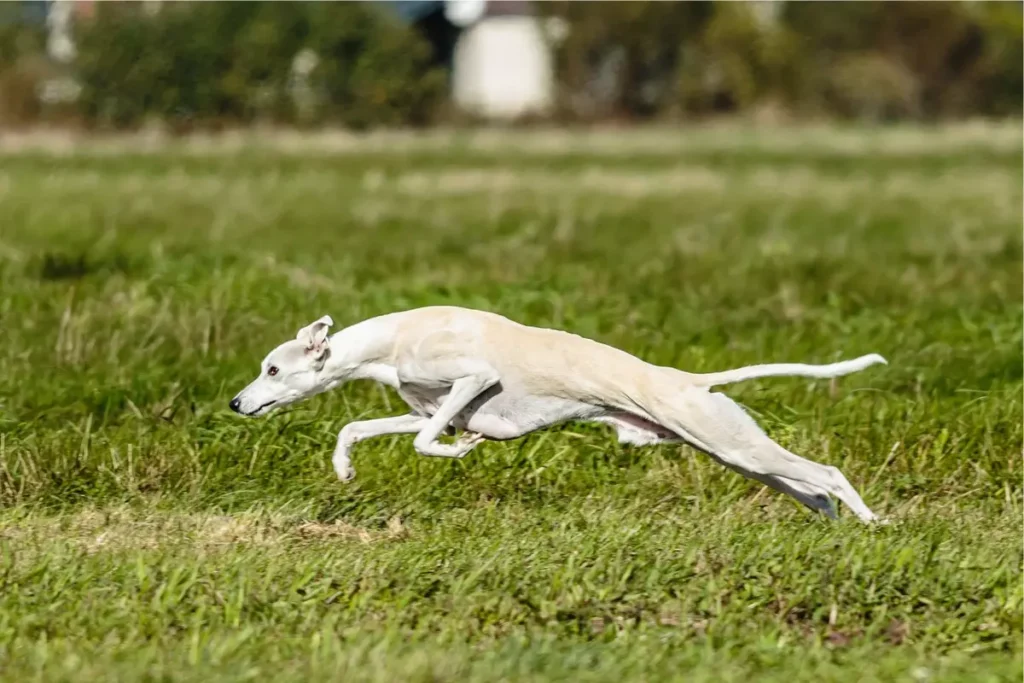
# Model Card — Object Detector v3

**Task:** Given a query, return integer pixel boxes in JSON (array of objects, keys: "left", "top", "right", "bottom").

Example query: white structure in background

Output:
[
  {"left": 288, "top": 48, "right": 321, "bottom": 121},
  {"left": 45, "top": 0, "right": 76, "bottom": 63},
  {"left": 40, "top": 0, "right": 82, "bottom": 104},
  {"left": 751, "top": 0, "right": 782, "bottom": 28},
  {"left": 448, "top": 0, "right": 554, "bottom": 120}
]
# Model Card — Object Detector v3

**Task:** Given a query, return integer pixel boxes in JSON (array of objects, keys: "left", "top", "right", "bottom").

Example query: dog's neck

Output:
[{"left": 318, "top": 315, "right": 402, "bottom": 390}]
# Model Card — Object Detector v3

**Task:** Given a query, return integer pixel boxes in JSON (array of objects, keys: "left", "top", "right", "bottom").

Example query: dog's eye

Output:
[{"left": 267, "top": 366, "right": 279, "bottom": 377}]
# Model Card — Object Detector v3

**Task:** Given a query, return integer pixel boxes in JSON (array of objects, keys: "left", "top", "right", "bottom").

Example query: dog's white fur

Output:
[{"left": 230, "top": 306, "right": 887, "bottom": 522}]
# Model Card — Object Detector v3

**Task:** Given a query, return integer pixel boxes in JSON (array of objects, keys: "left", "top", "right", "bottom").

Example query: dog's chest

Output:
[
  {"left": 397, "top": 384, "right": 447, "bottom": 417},
  {"left": 396, "top": 382, "right": 601, "bottom": 434}
]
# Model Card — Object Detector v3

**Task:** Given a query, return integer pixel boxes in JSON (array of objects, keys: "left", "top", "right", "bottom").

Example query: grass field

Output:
[{"left": 0, "top": 124, "right": 1021, "bottom": 682}]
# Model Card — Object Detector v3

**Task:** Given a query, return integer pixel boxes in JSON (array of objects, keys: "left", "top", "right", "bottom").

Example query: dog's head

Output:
[{"left": 229, "top": 315, "right": 334, "bottom": 417}]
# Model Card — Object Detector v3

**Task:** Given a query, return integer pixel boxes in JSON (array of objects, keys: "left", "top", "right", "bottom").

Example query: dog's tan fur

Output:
[{"left": 231, "top": 306, "right": 887, "bottom": 523}]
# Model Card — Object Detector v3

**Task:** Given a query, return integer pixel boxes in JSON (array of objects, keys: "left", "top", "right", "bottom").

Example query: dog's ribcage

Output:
[{"left": 397, "top": 381, "right": 605, "bottom": 441}]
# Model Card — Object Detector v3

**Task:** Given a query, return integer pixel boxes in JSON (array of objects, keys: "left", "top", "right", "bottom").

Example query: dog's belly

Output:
[{"left": 397, "top": 383, "right": 602, "bottom": 440}]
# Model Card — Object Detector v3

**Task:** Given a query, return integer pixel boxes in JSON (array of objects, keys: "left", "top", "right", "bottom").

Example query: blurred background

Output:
[
  {"left": 0, "top": 0, "right": 1020, "bottom": 130},
  {"left": 0, "top": 3, "right": 1021, "bottom": 679}
]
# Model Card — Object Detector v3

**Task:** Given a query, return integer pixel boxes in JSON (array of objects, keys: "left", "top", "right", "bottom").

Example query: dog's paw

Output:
[
  {"left": 332, "top": 455, "right": 356, "bottom": 482},
  {"left": 864, "top": 514, "right": 893, "bottom": 527}
]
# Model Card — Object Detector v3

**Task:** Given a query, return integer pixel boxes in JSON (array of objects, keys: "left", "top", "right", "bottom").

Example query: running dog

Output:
[{"left": 229, "top": 306, "right": 887, "bottom": 522}]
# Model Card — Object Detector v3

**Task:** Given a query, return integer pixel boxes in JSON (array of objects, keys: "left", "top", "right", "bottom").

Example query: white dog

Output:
[{"left": 230, "top": 306, "right": 887, "bottom": 523}]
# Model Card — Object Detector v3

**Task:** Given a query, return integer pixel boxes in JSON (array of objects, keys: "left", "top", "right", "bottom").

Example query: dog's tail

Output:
[{"left": 690, "top": 353, "right": 886, "bottom": 388}]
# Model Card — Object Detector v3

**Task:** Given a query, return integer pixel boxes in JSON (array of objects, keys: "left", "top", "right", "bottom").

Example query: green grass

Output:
[{"left": 0, "top": 124, "right": 1021, "bottom": 682}]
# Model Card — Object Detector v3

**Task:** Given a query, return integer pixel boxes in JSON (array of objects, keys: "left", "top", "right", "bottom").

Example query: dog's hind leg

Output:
[
  {"left": 594, "top": 414, "right": 683, "bottom": 446},
  {"left": 728, "top": 470, "right": 838, "bottom": 519},
  {"left": 596, "top": 413, "right": 838, "bottom": 519},
  {"left": 650, "top": 389, "right": 878, "bottom": 523}
]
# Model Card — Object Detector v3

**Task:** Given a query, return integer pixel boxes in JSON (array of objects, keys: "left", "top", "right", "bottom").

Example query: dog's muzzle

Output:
[{"left": 229, "top": 397, "right": 276, "bottom": 416}]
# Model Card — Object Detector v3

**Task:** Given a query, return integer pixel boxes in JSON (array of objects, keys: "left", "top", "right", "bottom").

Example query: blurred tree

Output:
[
  {"left": 74, "top": 1, "right": 444, "bottom": 129},
  {"left": 2, "top": 0, "right": 1018, "bottom": 128}
]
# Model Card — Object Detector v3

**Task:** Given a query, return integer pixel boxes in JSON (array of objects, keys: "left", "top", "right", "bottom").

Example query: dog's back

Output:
[{"left": 387, "top": 305, "right": 672, "bottom": 409}]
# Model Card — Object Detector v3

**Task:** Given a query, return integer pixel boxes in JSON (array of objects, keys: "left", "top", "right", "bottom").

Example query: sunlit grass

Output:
[{"left": 0, "top": 126, "right": 1020, "bottom": 682}]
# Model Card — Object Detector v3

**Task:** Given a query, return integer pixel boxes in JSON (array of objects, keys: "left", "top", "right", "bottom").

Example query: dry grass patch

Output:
[{"left": 0, "top": 506, "right": 410, "bottom": 555}]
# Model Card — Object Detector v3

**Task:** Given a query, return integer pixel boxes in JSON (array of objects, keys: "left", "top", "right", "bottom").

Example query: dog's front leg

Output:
[
  {"left": 333, "top": 413, "right": 429, "bottom": 481},
  {"left": 412, "top": 372, "right": 498, "bottom": 458}
]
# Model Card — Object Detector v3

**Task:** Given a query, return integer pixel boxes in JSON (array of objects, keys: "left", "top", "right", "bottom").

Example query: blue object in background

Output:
[
  {"left": 0, "top": 0, "right": 49, "bottom": 25},
  {"left": 382, "top": 1, "right": 444, "bottom": 25}
]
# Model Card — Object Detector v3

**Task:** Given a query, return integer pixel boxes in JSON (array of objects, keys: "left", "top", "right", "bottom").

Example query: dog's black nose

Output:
[{"left": 229, "top": 398, "right": 241, "bottom": 413}]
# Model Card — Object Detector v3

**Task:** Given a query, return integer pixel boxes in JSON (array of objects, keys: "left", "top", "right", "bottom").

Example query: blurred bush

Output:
[
  {"left": 673, "top": 3, "right": 808, "bottom": 118},
  {"left": 544, "top": 0, "right": 1022, "bottom": 122},
  {"left": 305, "top": 3, "right": 446, "bottom": 128},
  {"left": 781, "top": 1, "right": 1022, "bottom": 120},
  {"left": 0, "top": 0, "right": 1018, "bottom": 128},
  {"left": 540, "top": 2, "right": 712, "bottom": 119},
  {"left": 72, "top": 1, "right": 445, "bottom": 129},
  {"left": 0, "top": 4, "right": 48, "bottom": 126}
]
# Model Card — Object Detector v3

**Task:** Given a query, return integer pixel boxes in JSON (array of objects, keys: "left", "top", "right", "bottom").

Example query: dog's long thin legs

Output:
[
  {"left": 412, "top": 372, "right": 499, "bottom": 457},
  {"left": 657, "top": 389, "right": 878, "bottom": 522},
  {"left": 596, "top": 415, "right": 838, "bottom": 518},
  {"left": 728, "top": 469, "right": 838, "bottom": 519},
  {"left": 332, "top": 413, "right": 429, "bottom": 480}
]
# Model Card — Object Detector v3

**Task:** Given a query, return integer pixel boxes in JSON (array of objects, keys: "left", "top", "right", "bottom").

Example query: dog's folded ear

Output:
[{"left": 296, "top": 315, "right": 334, "bottom": 358}]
